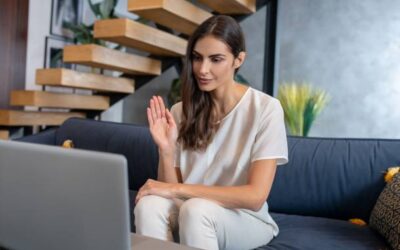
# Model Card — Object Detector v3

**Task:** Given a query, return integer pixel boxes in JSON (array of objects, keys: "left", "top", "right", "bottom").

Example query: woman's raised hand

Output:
[{"left": 147, "top": 96, "right": 178, "bottom": 153}]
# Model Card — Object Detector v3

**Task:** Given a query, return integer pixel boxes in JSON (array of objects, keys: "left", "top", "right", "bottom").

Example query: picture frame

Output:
[
  {"left": 50, "top": 0, "right": 83, "bottom": 39},
  {"left": 44, "top": 36, "right": 75, "bottom": 69}
]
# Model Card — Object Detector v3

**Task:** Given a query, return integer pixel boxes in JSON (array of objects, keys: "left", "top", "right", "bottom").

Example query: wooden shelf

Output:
[
  {"left": 94, "top": 18, "right": 187, "bottom": 56},
  {"left": 35, "top": 68, "right": 134, "bottom": 94},
  {"left": 63, "top": 44, "right": 161, "bottom": 75},
  {"left": 128, "top": 0, "right": 212, "bottom": 35},
  {"left": 0, "top": 130, "right": 9, "bottom": 140},
  {"left": 10, "top": 90, "right": 110, "bottom": 110},
  {"left": 0, "top": 110, "right": 85, "bottom": 126},
  {"left": 197, "top": 0, "right": 256, "bottom": 14}
]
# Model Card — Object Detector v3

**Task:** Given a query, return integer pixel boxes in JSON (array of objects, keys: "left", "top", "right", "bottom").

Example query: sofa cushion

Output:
[
  {"left": 256, "top": 213, "right": 389, "bottom": 250},
  {"left": 55, "top": 118, "right": 159, "bottom": 191},
  {"left": 369, "top": 173, "right": 400, "bottom": 249},
  {"left": 268, "top": 136, "right": 400, "bottom": 222},
  {"left": 16, "top": 128, "right": 56, "bottom": 145},
  {"left": 129, "top": 192, "right": 387, "bottom": 249}
]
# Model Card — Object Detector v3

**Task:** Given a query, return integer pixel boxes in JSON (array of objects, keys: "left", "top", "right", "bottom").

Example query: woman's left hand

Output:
[{"left": 135, "top": 179, "right": 177, "bottom": 204}]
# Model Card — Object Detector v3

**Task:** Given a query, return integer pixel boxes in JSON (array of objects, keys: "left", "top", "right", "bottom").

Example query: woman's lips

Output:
[{"left": 198, "top": 78, "right": 212, "bottom": 85}]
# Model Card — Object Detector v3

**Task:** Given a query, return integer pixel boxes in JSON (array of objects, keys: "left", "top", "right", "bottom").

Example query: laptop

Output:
[
  {"left": 0, "top": 140, "right": 199, "bottom": 250},
  {"left": 0, "top": 140, "right": 131, "bottom": 250}
]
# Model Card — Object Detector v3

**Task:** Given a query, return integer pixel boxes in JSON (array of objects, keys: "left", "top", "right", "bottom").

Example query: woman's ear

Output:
[{"left": 234, "top": 51, "right": 246, "bottom": 69}]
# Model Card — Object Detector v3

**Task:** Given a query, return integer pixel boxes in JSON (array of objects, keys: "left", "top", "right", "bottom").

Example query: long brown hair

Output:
[{"left": 178, "top": 15, "right": 246, "bottom": 151}]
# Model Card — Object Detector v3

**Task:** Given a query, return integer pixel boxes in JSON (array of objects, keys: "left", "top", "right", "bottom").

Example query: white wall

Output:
[
  {"left": 276, "top": 0, "right": 400, "bottom": 138},
  {"left": 25, "top": 0, "right": 52, "bottom": 91}
]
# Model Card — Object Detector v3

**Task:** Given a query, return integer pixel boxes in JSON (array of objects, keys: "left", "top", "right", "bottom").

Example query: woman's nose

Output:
[{"left": 199, "top": 60, "right": 210, "bottom": 74}]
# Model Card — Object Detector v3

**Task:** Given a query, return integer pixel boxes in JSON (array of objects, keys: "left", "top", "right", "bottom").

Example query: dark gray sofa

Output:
[{"left": 17, "top": 118, "right": 396, "bottom": 249}]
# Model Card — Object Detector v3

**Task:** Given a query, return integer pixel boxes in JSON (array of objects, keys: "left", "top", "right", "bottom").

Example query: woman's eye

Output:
[
  {"left": 212, "top": 58, "right": 223, "bottom": 63},
  {"left": 192, "top": 55, "right": 201, "bottom": 61}
]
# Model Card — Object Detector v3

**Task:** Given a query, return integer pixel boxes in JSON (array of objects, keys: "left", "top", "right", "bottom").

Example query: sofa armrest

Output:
[{"left": 14, "top": 129, "right": 56, "bottom": 145}]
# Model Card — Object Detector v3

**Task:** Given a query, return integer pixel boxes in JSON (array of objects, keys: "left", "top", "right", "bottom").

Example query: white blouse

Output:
[{"left": 170, "top": 87, "right": 288, "bottom": 236}]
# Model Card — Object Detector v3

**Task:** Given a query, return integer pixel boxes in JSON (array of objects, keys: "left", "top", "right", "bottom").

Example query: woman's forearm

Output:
[
  {"left": 157, "top": 149, "right": 180, "bottom": 183},
  {"left": 173, "top": 184, "right": 266, "bottom": 212}
]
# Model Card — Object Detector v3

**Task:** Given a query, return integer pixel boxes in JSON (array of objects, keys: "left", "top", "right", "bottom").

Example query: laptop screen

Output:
[{"left": 0, "top": 140, "right": 130, "bottom": 250}]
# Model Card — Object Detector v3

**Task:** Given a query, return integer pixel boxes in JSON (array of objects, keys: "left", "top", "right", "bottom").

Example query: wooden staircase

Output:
[
  {"left": 0, "top": 130, "right": 9, "bottom": 140},
  {"left": 63, "top": 44, "right": 161, "bottom": 75},
  {"left": 93, "top": 18, "right": 187, "bottom": 56},
  {"left": 0, "top": 0, "right": 257, "bottom": 139},
  {"left": 10, "top": 90, "right": 110, "bottom": 110},
  {"left": 128, "top": 0, "right": 212, "bottom": 35},
  {"left": 197, "top": 0, "right": 256, "bottom": 14},
  {"left": 0, "top": 110, "right": 85, "bottom": 126},
  {"left": 36, "top": 68, "right": 135, "bottom": 93}
]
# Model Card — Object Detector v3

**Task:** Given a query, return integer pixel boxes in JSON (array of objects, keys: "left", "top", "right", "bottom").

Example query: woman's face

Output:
[{"left": 192, "top": 35, "right": 243, "bottom": 92}]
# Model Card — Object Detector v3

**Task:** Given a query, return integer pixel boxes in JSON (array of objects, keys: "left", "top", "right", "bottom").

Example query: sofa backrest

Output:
[
  {"left": 268, "top": 136, "right": 400, "bottom": 222},
  {"left": 55, "top": 118, "right": 159, "bottom": 191}
]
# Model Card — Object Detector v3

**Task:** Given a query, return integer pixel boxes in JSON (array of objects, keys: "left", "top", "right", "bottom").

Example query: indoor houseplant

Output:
[{"left": 277, "top": 82, "right": 330, "bottom": 136}]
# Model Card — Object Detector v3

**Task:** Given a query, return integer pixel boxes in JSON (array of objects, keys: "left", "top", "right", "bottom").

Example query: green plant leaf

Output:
[
  {"left": 168, "top": 78, "right": 181, "bottom": 107},
  {"left": 277, "top": 82, "right": 329, "bottom": 136},
  {"left": 50, "top": 50, "right": 63, "bottom": 68},
  {"left": 88, "top": 0, "right": 102, "bottom": 19},
  {"left": 62, "top": 0, "right": 121, "bottom": 47},
  {"left": 64, "top": 23, "right": 93, "bottom": 44},
  {"left": 303, "top": 98, "right": 316, "bottom": 136},
  {"left": 100, "top": 0, "right": 117, "bottom": 19}
]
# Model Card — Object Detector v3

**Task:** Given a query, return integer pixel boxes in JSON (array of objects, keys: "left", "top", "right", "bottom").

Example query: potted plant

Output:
[
  {"left": 63, "top": 0, "right": 119, "bottom": 46},
  {"left": 277, "top": 82, "right": 330, "bottom": 136}
]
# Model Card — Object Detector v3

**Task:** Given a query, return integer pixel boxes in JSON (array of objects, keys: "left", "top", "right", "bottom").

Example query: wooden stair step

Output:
[
  {"left": 10, "top": 90, "right": 110, "bottom": 110},
  {"left": 0, "top": 130, "right": 9, "bottom": 140},
  {"left": 128, "top": 0, "right": 212, "bottom": 35},
  {"left": 36, "top": 68, "right": 134, "bottom": 94},
  {"left": 63, "top": 44, "right": 161, "bottom": 75},
  {"left": 94, "top": 18, "right": 187, "bottom": 56},
  {"left": 197, "top": 0, "right": 256, "bottom": 14},
  {"left": 0, "top": 110, "right": 85, "bottom": 126}
]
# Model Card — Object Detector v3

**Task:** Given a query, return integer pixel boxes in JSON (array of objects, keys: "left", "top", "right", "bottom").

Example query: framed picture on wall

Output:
[
  {"left": 44, "top": 36, "right": 75, "bottom": 69},
  {"left": 50, "top": 0, "right": 83, "bottom": 39}
]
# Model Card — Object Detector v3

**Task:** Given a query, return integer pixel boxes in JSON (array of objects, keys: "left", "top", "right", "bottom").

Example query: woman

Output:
[{"left": 134, "top": 15, "right": 288, "bottom": 250}]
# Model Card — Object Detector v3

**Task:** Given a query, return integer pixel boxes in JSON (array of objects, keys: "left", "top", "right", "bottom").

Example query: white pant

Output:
[{"left": 134, "top": 195, "right": 275, "bottom": 250}]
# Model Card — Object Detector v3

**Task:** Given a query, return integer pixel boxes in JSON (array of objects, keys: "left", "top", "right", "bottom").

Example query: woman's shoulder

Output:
[
  {"left": 171, "top": 101, "right": 182, "bottom": 113},
  {"left": 170, "top": 102, "right": 183, "bottom": 122},
  {"left": 246, "top": 87, "right": 281, "bottom": 110}
]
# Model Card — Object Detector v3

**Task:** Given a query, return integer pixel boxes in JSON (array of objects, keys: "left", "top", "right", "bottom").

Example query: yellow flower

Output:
[
  {"left": 62, "top": 139, "right": 74, "bottom": 149},
  {"left": 384, "top": 166, "right": 400, "bottom": 183},
  {"left": 349, "top": 218, "right": 367, "bottom": 226}
]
